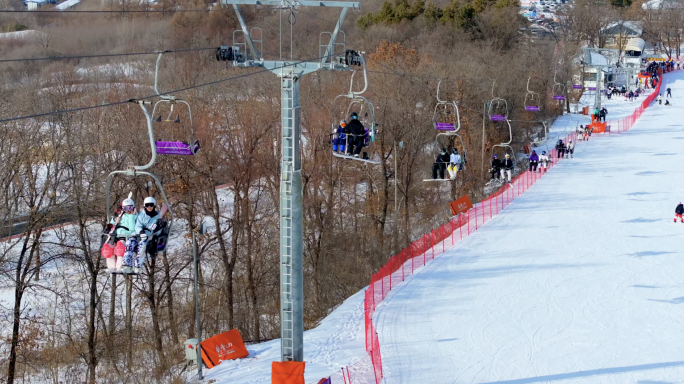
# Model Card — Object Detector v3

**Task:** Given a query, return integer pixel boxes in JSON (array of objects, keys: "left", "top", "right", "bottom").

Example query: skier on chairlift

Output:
[
  {"left": 103, "top": 197, "right": 139, "bottom": 274},
  {"left": 567, "top": 140, "right": 575, "bottom": 158},
  {"left": 121, "top": 196, "right": 166, "bottom": 274},
  {"left": 539, "top": 151, "right": 549, "bottom": 172},
  {"left": 332, "top": 120, "right": 347, "bottom": 153},
  {"left": 345, "top": 112, "right": 366, "bottom": 158},
  {"left": 529, "top": 150, "right": 539, "bottom": 172},
  {"left": 556, "top": 140, "right": 566, "bottom": 160},
  {"left": 432, "top": 148, "right": 450, "bottom": 180},
  {"left": 490, "top": 154, "right": 502, "bottom": 181},
  {"left": 501, "top": 153, "right": 514, "bottom": 183},
  {"left": 447, "top": 148, "right": 462, "bottom": 180}
]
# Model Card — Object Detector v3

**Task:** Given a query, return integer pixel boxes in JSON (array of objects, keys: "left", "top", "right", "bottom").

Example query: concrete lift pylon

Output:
[{"left": 219, "top": 0, "right": 360, "bottom": 362}]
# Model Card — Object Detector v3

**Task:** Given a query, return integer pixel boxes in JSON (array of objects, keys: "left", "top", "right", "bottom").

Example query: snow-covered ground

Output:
[
  {"left": 374, "top": 71, "right": 684, "bottom": 383},
  {"left": 197, "top": 76, "right": 670, "bottom": 384}
]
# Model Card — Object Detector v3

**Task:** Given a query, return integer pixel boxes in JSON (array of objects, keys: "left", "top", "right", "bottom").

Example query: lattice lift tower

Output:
[{"left": 218, "top": 0, "right": 361, "bottom": 362}]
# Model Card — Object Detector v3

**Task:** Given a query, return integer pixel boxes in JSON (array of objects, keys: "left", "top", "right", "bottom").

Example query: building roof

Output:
[
  {"left": 624, "top": 38, "right": 645, "bottom": 54},
  {"left": 642, "top": 0, "right": 684, "bottom": 9},
  {"left": 601, "top": 21, "right": 643, "bottom": 37}
]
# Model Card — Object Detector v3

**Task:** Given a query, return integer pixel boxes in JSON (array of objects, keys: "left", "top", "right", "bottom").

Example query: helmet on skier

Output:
[
  {"left": 122, "top": 198, "right": 135, "bottom": 212},
  {"left": 441, "top": 148, "right": 447, "bottom": 155},
  {"left": 532, "top": 150, "right": 536, "bottom": 154},
  {"left": 351, "top": 112, "right": 359, "bottom": 119},
  {"left": 505, "top": 154, "right": 510, "bottom": 158},
  {"left": 493, "top": 154, "right": 498, "bottom": 159},
  {"left": 144, "top": 196, "right": 156, "bottom": 207},
  {"left": 340, "top": 120, "right": 346, "bottom": 126},
  {"left": 542, "top": 151, "right": 546, "bottom": 155}
]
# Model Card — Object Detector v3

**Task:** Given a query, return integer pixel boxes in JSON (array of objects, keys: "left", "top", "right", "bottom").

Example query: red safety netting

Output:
[{"left": 312, "top": 71, "right": 665, "bottom": 384}]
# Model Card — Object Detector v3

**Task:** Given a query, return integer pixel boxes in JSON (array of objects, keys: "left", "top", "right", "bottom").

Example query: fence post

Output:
[
  {"left": 489, "top": 197, "right": 492, "bottom": 219},
  {"left": 467, "top": 209, "right": 470, "bottom": 235},
  {"left": 432, "top": 230, "right": 435, "bottom": 260},
  {"left": 475, "top": 206, "right": 478, "bottom": 230},
  {"left": 389, "top": 261, "right": 392, "bottom": 291}
]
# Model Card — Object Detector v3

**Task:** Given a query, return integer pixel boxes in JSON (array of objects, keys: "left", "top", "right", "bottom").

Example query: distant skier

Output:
[
  {"left": 501, "top": 154, "right": 514, "bottom": 183},
  {"left": 577, "top": 125, "right": 584, "bottom": 141},
  {"left": 332, "top": 120, "right": 347, "bottom": 153},
  {"left": 490, "top": 154, "right": 502, "bottom": 181},
  {"left": 676, "top": 202, "right": 684, "bottom": 223},
  {"left": 658, "top": 94, "right": 663, "bottom": 105},
  {"left": 666, "top": 99, "right": 671, "bottom": 106},
  {"left": 555, "top": 140, "right": 565, "bottom": 160},
  {"left": 529, "top": 150, "right": 539, "bottom": 172},
  {"left": 432, "top": 148, "right": 450, "bottom": 180},
  {"left": 667, "top": 87, "right": 672, "bottom": 98},
  {"left": 345, "top": 112, "right": 366, "bottom": 157},
  {"left": 447, "top": 148, "right": 461, "bottom": 180},
  {"left": 600, "top": 107, "right": 608, "bottom": 122},
  {"left": 567, "top": 140, "right": 575, "bottom": 158},
  {"left": 539, "top": 151, "right": 549, "bottom": 173}
]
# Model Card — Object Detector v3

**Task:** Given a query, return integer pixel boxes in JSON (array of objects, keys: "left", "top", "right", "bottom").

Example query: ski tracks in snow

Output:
[{"left": 375, "top": 71, "right": 684, "bottom": 383}]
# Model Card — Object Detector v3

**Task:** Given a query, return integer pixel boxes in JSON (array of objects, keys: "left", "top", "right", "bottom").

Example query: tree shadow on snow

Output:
[
  {"left": 621, "top": 218, "right": 660, "bottom": 223},
  {"left": 481, "top": 361, "right": 684, "bottom": 384},
  {"left": 648, "top": 296, "right": 684, "bottom": 304},
  {"left": 623, "top": 251, "right": 676, "bottom": 258}
]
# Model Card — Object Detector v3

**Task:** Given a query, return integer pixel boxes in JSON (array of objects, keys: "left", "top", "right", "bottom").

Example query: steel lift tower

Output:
[{"left": 218, "top": 0, "right": 360, "bottom": 362}]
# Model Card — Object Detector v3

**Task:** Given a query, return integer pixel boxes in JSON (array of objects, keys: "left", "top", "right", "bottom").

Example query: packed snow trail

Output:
[{"left": 375, "top": 71, "right": 684, "bottom": 384}]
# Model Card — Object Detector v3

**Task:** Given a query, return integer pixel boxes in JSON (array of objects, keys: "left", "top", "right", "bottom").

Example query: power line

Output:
[
  {"left": 0, "top": 53, "right": 342, "bottom": 124},
  {"left": 0, "top": 47, "right": 217, "bottom": 64}
]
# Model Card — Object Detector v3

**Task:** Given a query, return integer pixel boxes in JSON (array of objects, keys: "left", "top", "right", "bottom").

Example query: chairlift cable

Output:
[
  {"left": 0, "top": 46, "right": 217, "bottom": 64},
  {"left": 0, "top": 51, "right": 344, "bottom": 124},
  {"left": 0, "top": 8, "right": 214, "bottom": 13}
]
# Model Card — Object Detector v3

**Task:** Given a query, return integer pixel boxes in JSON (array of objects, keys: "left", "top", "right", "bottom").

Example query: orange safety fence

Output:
[{"left": 311, "top": 71, "right": 665, "bottom": 384}]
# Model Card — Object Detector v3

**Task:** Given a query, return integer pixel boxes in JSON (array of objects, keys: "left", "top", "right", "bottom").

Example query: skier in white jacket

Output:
[
  {"left": 447, "top": 148, "right": 461, "bottom": 180},
  {"left": 566, "top": 140, "right": 575, "bottom": 158},
  {"left": 538, "top": 151, "right": 549, "bottom": 172}
]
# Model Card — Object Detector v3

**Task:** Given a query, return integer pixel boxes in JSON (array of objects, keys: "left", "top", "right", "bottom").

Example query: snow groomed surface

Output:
[{"left": 372, "top": 72, "right": 684, "bottom": 383}]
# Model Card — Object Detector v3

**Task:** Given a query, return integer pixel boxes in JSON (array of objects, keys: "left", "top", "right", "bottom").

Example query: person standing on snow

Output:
[
  {"left": 658, "top": 94, "right": 663, "bottom": 105},
  {"left": 676, "top": 202, "right": 684, "bottom": 223},
  {"left": 567, "top": 140, "right": 575, "bottom": 158},
  {"left": 528, "top": 150, "right": 539, "bottom": 172},
  {"left": 501, "top": 154, "right": 514, "bottom": 183},
  {"left": 600, "top": 107, "right": 608, "bottom": 122},
  {"left": 345, "top": 112, "right": 366, "bottom": 157},
  {"left": 447, "top": 148, "right": 462, "bottom": 180},
  {"left": 432, "top": 148, "right": 450, "bottom": 180},
  {"left": 577, "top": 125, "right": 584, "bottom": 141},
  {"left": 667, "top": 87, "right": 672, "bottom": 98}
]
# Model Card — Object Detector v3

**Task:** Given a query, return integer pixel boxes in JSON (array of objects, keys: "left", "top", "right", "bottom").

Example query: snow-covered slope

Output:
[{"left": 374, "top": 71, "right": 684, "bottom": 383}]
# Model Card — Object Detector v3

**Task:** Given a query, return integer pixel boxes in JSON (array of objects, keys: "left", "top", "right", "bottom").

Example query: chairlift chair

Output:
[
  {"left": 101, "top": 100, "right": 175, "bottom": 275},
  {"left": 488, "top": 81, "right": 509, "bottom": 121},
  {"left": 330, "top": 52, "right": 380, "bottom": 164},
  {"left": 524, "top": 77, "right": 541, "bottom": 112},
  {"left": 152, "top": 53, "right": 200, "bottom": 156},
  {"left": 552, "top": 71, "right": 566, "bottom": 101},
  {"left": 424, "top": 80, "right": 468, "bottom": 182}
]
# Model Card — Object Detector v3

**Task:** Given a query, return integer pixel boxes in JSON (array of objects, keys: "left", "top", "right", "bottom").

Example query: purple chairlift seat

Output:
[
  {"left": 573, "top": 85, "right": 583, "bottom": 89},
  {"left": 588, "top": 87, "right": 597, "bottom": 91},
  {"left": 490, "top": 115, "right": 506, "bottom": 122},
  {"left": 434, "top": 122, "right": 455, "bottom": 131},
  {"left": 525, "top": 106, "right": 540, "bottom": 112},
  {"left": 553, "top": 95, "right": 565, "bottom": 101},
  {"left": 156, "top": 141, "right": 200, "bottom": 156}
]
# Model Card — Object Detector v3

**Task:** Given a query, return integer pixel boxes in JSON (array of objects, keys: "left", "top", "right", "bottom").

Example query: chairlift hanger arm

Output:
[
  {"left": 320, "top": 7, "right": 348, "bottom": 67},
  {"left": 231, "top": 4, "right": 260, "bottom": 60}
]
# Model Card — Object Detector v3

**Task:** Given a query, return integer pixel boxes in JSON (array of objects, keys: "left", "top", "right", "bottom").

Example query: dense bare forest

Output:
[{"left": 1, "top": 0, "right": 679, "bottom": 382}]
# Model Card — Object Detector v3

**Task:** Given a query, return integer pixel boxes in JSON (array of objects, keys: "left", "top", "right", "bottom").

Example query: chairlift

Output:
[
  {"left": 330, "top": 52, "right": 380, "bottom": 164},
  {"left": 489, "top": 115, "right": 516, "bottom": 167},
  {"left": 524, "top": 77, "right": 541, "bottom": 112},
  {"left": 152, "top": 53, "right": 200, "bottom": 156},
  {"left": 102, "top": 100, "right": 174, "bottom": 275},
  {"left": 488, "top": 80, "right": 508, "bottom": 121},
  {"left": 552, "top": 71, "right": 566, "bottom": 101}
]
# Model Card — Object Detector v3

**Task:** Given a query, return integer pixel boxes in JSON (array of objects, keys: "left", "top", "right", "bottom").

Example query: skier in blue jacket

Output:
[
  {"left": 122, "top": 196, "right": 167, "bottom": 274},
  {"left": 332, "top": 120, "right": 347, "bottom": 153}
]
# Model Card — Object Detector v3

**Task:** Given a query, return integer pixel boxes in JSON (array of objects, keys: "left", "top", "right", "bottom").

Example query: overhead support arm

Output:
[{"left": 233, "top": 4, "right": 260, "bottom": 60}]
